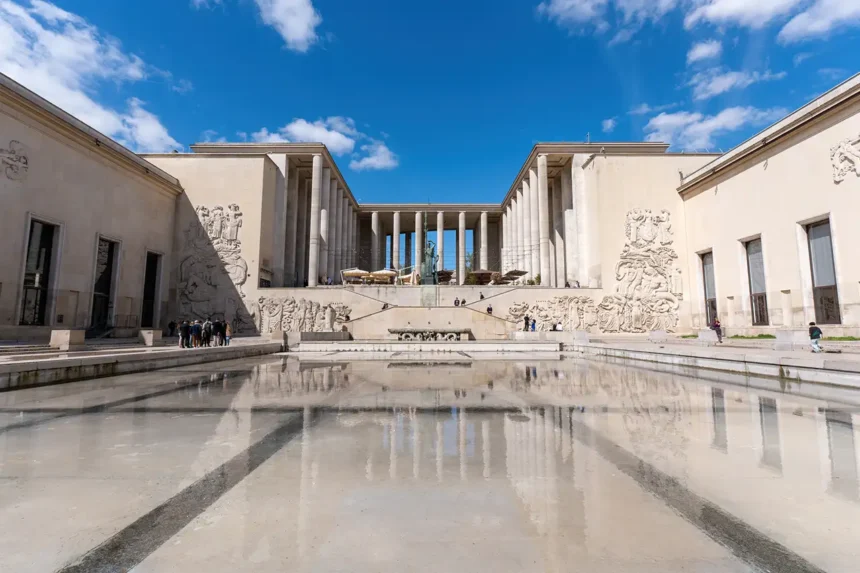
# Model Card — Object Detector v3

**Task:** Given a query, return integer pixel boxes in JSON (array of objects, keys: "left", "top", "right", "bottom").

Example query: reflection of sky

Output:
[{"left": 379, "top": 410, "right": 474, "bottom": 458}]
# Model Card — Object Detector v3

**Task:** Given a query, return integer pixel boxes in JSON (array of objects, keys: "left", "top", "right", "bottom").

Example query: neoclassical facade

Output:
[{"left": 2, "top": 70, "right": 860, "bottom": 340}]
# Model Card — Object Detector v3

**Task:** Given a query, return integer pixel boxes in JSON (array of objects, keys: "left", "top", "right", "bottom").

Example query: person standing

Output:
[
  {"left": 179, "top": 320, "right": 190, "bottom": 348},
  {"left": 454, "top": 297, "right": 460, "bottom": 307},
  {"left": 487, "top": 304, "right": 493, "bottom": 316},
  {"left": 523, "top": 315, "right": 530, "bottom": 332},
  {"left": 711, "top": 318, "right": 723, "bottom": 343},
  {"left": 225, "top": 322, "right": 233, "bottom": 346},
  {"left": 168, "top": 320, "right": 177, "bottom": 337},
  {"left": 809, "top": 322, "right": 824, "bottom": 353},
  {"left": 191, "top": 320, "right": 202, "bottom": 348},
  {"left": 213, "top": 319, "right": 223, "bottom": 346},
  {"left": 530, "top": 319, "right": 536, "bottom": 332},
  {"left": 203, "top": 318, "right": 213, "bottom": 347}
]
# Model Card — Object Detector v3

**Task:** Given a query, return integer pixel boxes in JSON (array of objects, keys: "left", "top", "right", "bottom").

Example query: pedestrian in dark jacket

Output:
[
  {"left": 179, "top": 320, "right": 190, "bottom": 348},
  {"left": 809, "top": 322, "right": 824, "bottom": 353}
]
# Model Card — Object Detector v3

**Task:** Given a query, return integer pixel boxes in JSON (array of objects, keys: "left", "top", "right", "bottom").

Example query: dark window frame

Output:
[
  {"left": 701, "top": 251, "right": 717, "bottom": 326},
  {"left": 744, "top": 238, "right": 769, "bottom": 326},
  {"left": 807, "top": 220, "right": 842, "bottom": 325}
]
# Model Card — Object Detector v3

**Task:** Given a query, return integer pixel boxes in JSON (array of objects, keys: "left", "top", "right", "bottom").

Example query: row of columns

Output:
[
  {"left": 305, "top": 154, "right": 359, "bottom": 287},
  {"left": 500, "top": 153, "right": 596, "bottom": 288},
  {"left": 364, "top": 210, "right": 492, "bottom": 284}
]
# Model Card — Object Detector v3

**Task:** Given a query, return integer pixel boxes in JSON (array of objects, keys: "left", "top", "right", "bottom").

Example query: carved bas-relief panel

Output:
[
  {"left": 507, "top": 209, "right": 683, "bottom": 334},
  {"left": 251, "top": 297, "right": 352, "bottom": 334},
  {"left": 1, "top": 140, "right": 29, "bottom": 181},
  {"left": 831, "top": 135, "right": 860, "bottom": 183},
  {"left": 179, "top": 204, "right": 254, "bottom": 332}
]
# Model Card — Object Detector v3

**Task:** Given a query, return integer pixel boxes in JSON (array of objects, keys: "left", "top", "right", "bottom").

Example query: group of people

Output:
[
  {"left": 168, "top": 319, "right": 232, "bottom": 349},
  {"left": 711, "top": 318, "right": 825, "bottom": 352},
  {"left": 521, "top": 315, "right": 564, "bottom": 332}
]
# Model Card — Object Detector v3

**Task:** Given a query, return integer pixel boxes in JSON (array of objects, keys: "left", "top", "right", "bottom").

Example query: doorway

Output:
[
  {"left": 20, "top": 219, "right": 58, "bottom": 326},
  {"left": 141, "top": 252, "right": 161, "bottom": 328},
  {"left": 90, "top": 237, "right": 119, "bottom": 329}
]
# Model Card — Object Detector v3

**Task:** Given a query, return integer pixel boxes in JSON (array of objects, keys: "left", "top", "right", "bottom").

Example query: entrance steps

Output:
[{"left": 294, "top": 340, "right": 561, "bottom": 353}]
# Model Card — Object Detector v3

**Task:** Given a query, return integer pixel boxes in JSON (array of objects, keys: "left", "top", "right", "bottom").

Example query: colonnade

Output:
[{"left": 500, "top": 153, "right": 594, "bottom": 288}]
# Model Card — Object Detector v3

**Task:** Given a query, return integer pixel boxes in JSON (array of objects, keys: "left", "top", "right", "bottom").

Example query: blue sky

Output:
[{"left": 0, "top": 0, "right": 857, "bottom": 204}]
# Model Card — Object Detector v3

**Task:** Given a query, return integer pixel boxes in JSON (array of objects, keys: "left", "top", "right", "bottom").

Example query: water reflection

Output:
[{"left": 4, "top": 356, "right": 860, "bottom": 572}]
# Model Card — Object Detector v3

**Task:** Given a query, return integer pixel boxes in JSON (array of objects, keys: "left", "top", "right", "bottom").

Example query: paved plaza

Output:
[{"left": 1, "top": 354, "right": 858, "bottom": 572}]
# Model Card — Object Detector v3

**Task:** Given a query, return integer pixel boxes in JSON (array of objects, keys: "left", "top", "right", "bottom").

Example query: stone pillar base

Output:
[{"left": 50, "top": 329, "right": 86, "bottom": 351}]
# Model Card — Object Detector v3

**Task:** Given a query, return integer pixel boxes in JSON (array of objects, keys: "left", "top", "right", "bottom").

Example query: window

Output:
[
  {"left": 20, "top": 220, "right": 57, "bottom": 326},
  {"left": 91, "top": 238, "right": 118, "bottom": 329},
  {"left": 807, "top": 221, "right": 841, "bottom": 324},
  {"left": 141, "top": 252, "right": 161, "bottom": 328},
  {"left": 745, "top": 239, "right": 769, "bottom": 325},
  {"left": 701, "top": 252, "right": 717, "bottom": 326}
]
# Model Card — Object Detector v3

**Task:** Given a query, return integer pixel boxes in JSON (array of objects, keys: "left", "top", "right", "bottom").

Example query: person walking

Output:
[
  {"left": 479, "top": 292, "right": 485, "bottom": 300},
  {"left": 530, "top": 319, "right": 536, "bottom": 332},
  {"left": 454, "top": 297, "right": 460, "bottom": 307},
  {"left": 711, "top": 318, "right": 723, "bottom": 343},
  {"left": 487, "top": 304, "right": 493, "bottom": 316},
  {"left": 809, "top": 322, "right": 824, "bottom": 353},
  {"left": 224, "top": 322, "right": 233, "bottom": 346}
]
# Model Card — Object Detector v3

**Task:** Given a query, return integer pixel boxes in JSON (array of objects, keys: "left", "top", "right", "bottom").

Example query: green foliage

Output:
[
  {"left": 464, "top": 272, "right": 479, "bottom": 285},
  {"left": 526, "top": 279, "right": 536, "bottom": 286},
  {"left": 824, "top": 336, "right": 860, "bottom": 341},
  {"left": 680, "top": 334, "right": 697, "bottom": 339},
  {"left": 535, "top": 274, "right": 542, "bottom": 286},
  {"left": 728, "top": 334, "right": 777, "bottom": 339}
]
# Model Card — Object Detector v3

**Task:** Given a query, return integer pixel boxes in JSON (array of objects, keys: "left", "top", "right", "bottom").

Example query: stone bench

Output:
[
  {"left": 774, "top": 329, "right": 810, "bottom": 351},
  {"left": 698, "top": 329, "right": 719, "bottom": 345},
  {"left": 388, "top": 328, "right": 472, "bottom": 342},
  {"left": 138, "top": 329, "right": 162, "bottom": 347}
]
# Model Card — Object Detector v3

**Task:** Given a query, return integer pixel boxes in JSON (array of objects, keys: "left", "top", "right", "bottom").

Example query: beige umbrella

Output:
[
  {"left": 371, "top": 269, "right": 397, "bottom": 277},
  {"left": 342, "top": 268, "right": 369, "bottom": 277}
]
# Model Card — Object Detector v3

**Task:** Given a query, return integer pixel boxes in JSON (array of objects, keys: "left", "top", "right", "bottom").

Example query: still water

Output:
[{"left": 0, "top": 356, "right": 858, "bottom": 572}]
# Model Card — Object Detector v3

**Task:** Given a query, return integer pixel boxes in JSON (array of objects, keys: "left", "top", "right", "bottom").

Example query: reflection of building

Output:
[{"left": 4, "top": 70, "right": 860, "bottom": 339}]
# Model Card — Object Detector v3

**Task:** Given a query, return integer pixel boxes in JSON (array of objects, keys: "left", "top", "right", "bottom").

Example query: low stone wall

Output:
[
  {"left": 347, "top": 306, "right": 515, "bottom": 340},
  {"left": 296, "top": 340, "right": 562, "bottom": 353},
  {"left": 569, "top": 342, "right": 860, "bottom": 389},
  {"left": 0, "top": 342, "right": 283, "bottom": 391}
]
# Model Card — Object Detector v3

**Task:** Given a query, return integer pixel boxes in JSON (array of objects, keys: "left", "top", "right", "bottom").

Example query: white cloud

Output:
[
  {"left": 685, "top": 0, "right": 804, "bottom": 29},
  {"left": 349, "top": 141, "right": 399, "bottom": 171},
  {"left": 792, "top": 52, "right": 813, "bottom": 66},
  {"left": 687, "top": 39, "right": 722, "bottom": 64},
  {"left": 818, "top": 67, "right": 848, "bottom": 81},
  {"left": 602, "top": 117, "right": 618, "bottom": 133},
  {"left": 537, "top": 0, "right": 610, "bottom": 30},
  {"left": 688, "top": 67, "right": 786, "bottom": 100},
  {"left": 537, "top": 0, "right": 679, "bottom": 39},
  {"left": 191, "top": 0, "right": 222, "bottom": 7},
  {"left": 253, "top": 0, "right": 321, "bottom": 52},
  {"left": 628, "top": 102, "right": 679, "bottom": 115},
  {"left": 779, "top": 0, "right": 860, "bottom": 43},
  {"left": 0, "top": 0, "right": 181, "bottom": 152},
  {"left": 249, "top": 117, "right": 398, "bottom": 170},
  {"left": 644, "top": 106, "right": 787, "bottom": 150},
  {"left": 201, "top": 129, "right": 227, "bottom": 143}
]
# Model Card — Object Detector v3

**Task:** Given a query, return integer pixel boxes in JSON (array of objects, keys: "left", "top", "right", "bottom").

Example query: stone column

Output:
[
  {"left": 352, "top": 211, "right": 359, "bottom": 268},
  {"left": 285, "top": 167, "right": 299, "bottom": 286},
  {"left": 529, "top": 166, "right": 541, "bottom": 283},
  {"left": 318, "top": 168, "right": 331, "bottom": 284},
  {"left": 480, "top": 211, "right": 489, "bottom": 270},
  {"left": 513, "top": 195, "right": 521, "bottom": 271},
  {"left": 308, "top": 155, "right": 323, "bottom": 287},
  {"left": 537, "top": 155, "right": 552, "bottom": 287},
  {"left": 371, "top": 211, "right": 380, "bottom": 270},
  {"left": 415, "top": 211, "right": 423, "bottom": 272},
  {"left": 458, "top": 212, "right": 466, "bottom": 285},
  {"left": 271, "top": 156, "right": 289, "bottom": 287},
  {"left": 501, "top": 209, "right": 508, "bottom": 273},
  {"left": 573, "top": 154, "right": 597, "bottom": 287},
  {"left": 561, "top": 162, "right": 578, "bottom": 285},
  {"left": 437, "top": 211, "right": 445, "bottom": 271},
  {"left": 520, "top": 181, "right": 532, "bottom": 277},
  {"left": 392, "top": 211, "right": 401, "bottom": 271},
  {"left": 340, "top": 196, "right": 349, "bottom": 277},
  {"left": 327, "top": 178, "right": 339, "bottom": 282},
  {"left": 552, "top": 177, "right": 565, "bottom": 287},
  {"left": 295, "top": 176, "right": 309, "bottom": 286}
]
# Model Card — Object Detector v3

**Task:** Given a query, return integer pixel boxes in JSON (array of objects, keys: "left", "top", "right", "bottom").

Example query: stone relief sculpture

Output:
[
  {"left": 1, "top": 140, "right": 29, "bottom": 181},
  {"left": 250, "top": 297, "right": 351, "bottom": 334},
  {"left": 178, "top": 203, "right": 253, "bottom": 331},
  {"left": 507, "top": 209, "right": 682, "bottom": 334},
  {"left": 831, "top": 135, "right": 860, "bottom": 183}
]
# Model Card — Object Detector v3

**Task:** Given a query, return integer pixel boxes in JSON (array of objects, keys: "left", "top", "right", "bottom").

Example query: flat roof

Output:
[
  {"left": 0, "top": 72, "right": 182, "bottom": 194},
  {"left": 679, "top": 72, "right": 860, "bottom": 193}
]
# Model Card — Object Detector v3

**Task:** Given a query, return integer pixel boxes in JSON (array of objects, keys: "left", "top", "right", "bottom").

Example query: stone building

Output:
[{"left": 2, "top": 70, "right": 860, "bottom": 340}]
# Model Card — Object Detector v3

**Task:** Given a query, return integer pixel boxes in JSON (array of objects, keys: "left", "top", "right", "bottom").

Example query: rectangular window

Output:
[
  {"left": 807, "top": 221, "right": 841, "bottom": 324},
  {"left": 759, "top": 397, "right": 782, "bottom": 472},
  {"left": 90, "top": 238, "right": 118, "bottom": 329},
  {"left": 701, "top": 252, "right": 717, "bottom": 326},
  {"left": 20, "top": 220, "right": 57, "bottom": 326},
  {"left": 140, "top": 252, "right": 161, "bottom": 328},
  {"left": 745, "top": 239, "right": 769, "bottom": 326}
]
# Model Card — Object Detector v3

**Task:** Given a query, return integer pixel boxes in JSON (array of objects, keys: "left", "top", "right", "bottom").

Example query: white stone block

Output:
[
  {"left": 697, "top": 329, "right": 718, "bottom": 344},
  {"left": 775, "top": 328, "right": 809, "bottom": 351},
  {"left": 138, "top": 329, "right": 162, "bottom": 347},
  {"left": 573, "top": 330, "right": 590, "bottom": 343},
  {"left": 49, "top": 330, "right": 86, "bottom": 351}
]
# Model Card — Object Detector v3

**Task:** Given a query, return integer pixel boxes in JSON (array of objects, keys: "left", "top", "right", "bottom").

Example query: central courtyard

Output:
[{"left": 2, "top": 355, "right": 858, "bottom": 572}]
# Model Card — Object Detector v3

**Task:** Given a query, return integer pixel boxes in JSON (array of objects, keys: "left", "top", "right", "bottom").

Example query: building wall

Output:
[
  {"left": 0, "top": 102, "right": 176, "bottom": 340},
  {"left": 682, "top": 99, "right": 860, "bottom": 333},
  {"left": 143, "top": 154, "right": 276, "bottom": 333},
  {"left": 584, "top": 154, "right": 718, "bottom": 333}
]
